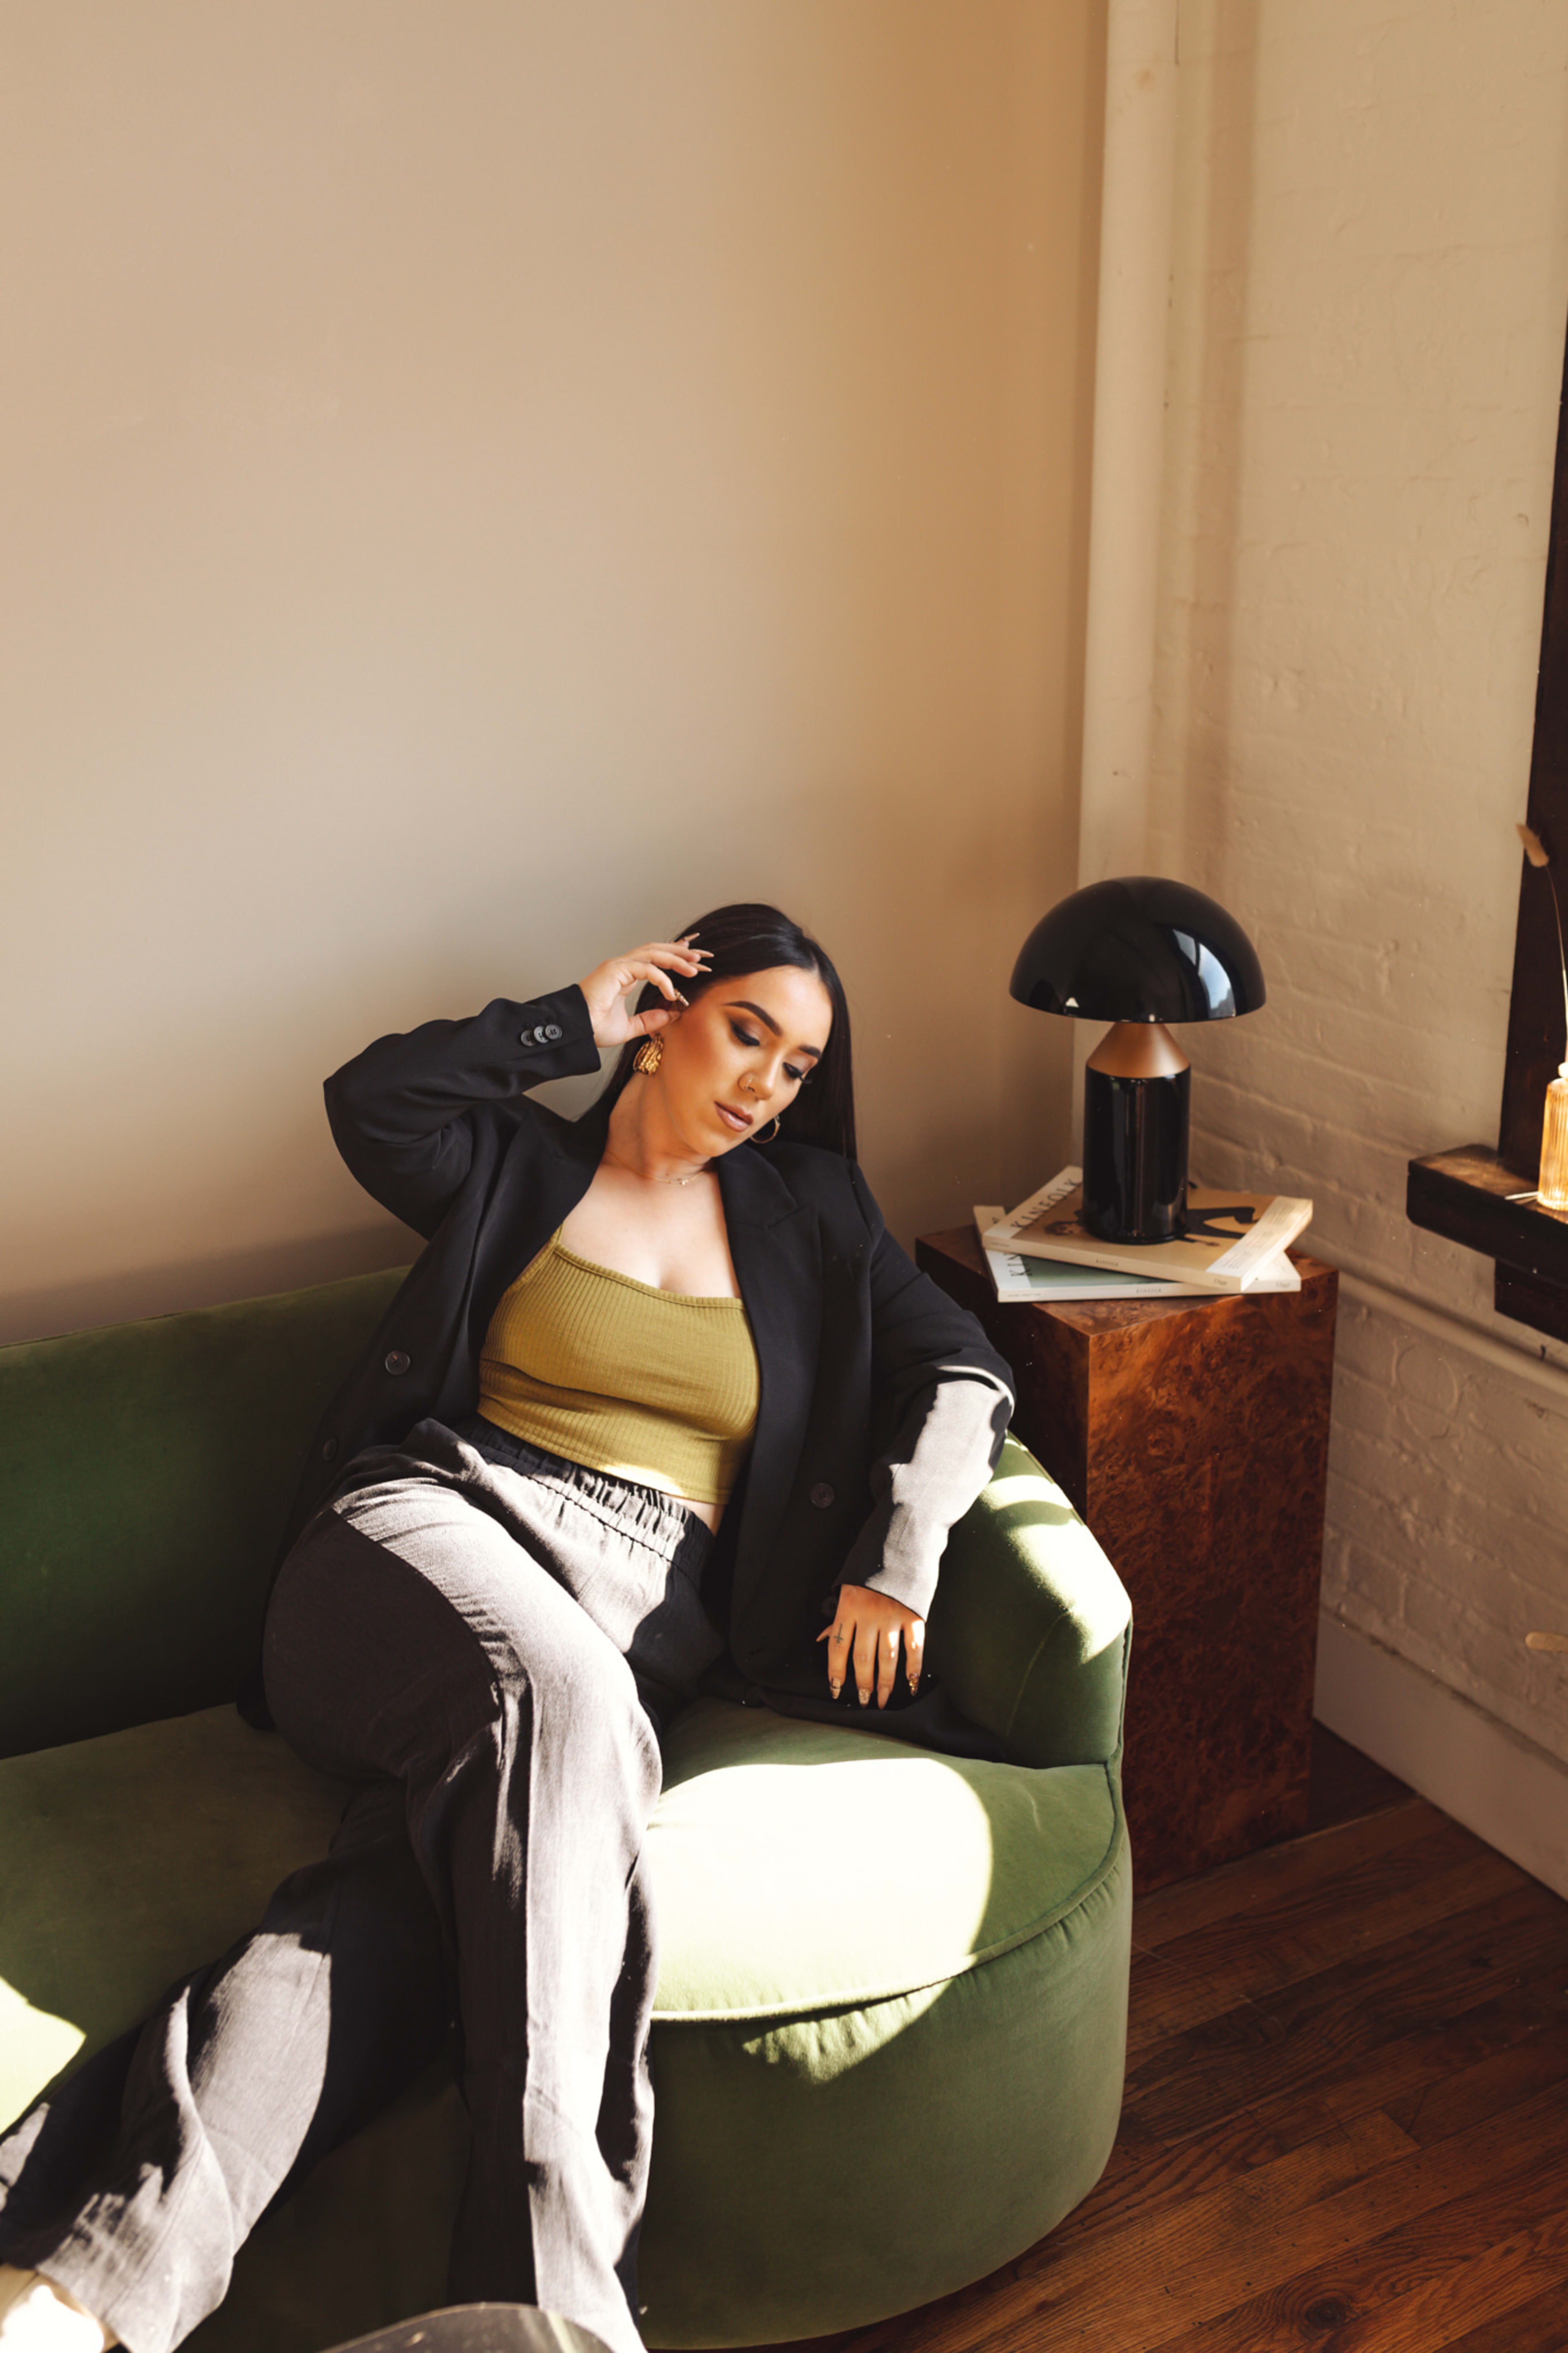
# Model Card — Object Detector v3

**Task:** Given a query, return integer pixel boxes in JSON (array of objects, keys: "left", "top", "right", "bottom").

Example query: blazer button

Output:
[
  {"left": 810, "top": 1482, "right": 835, "bottom": 1509},
  {"left": 321, "top": 1436, "right": 339, "bottom": 1463},
  {"left": 384, "top": 1349, "right": 410, "bottom": 1376},
  {"left": 543, "top": 1022, "right": 562, "bottom": 1041},
  {"left": 519, "top": 1028, "right": 538, "bottom": 1046}
]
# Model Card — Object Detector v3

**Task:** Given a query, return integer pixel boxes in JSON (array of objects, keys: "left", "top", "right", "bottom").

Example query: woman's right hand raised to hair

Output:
[{"left": 576, "top": 939, "right": 711, "bottom": 1051}]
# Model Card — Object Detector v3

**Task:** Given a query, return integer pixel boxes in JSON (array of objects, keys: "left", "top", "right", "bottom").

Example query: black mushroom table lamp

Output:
[{"left": 1010, "top": 875, "right": 1267, "bottom": 1244}]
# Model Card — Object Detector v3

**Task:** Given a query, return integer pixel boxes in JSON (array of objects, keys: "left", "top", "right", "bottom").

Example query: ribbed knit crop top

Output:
[{"left": 477, "top": 1231, "right": 760, "bottom": 1505}]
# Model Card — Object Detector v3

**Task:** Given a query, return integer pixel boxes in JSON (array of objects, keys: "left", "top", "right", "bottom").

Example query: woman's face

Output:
[{"left": 656, "top": 963, "right": 833, "bottom": 1159}]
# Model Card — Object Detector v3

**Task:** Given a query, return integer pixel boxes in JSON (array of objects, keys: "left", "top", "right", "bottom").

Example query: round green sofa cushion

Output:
[
  {"left": 0, "top": 1705, "right": 353, "bottom": 2133},
  {"left": 637, "top": 1699, "right": 1130, "bottom": 2347},
  {"left": 650, "top": 1697, "right": 1118, "bottom": 2016},
  {"left": 0, "top": 1699, "right": 1115, "bottom": 2110},
  {"left": 0, "top": 1696, "right": 1129, "bottom": 2353}
]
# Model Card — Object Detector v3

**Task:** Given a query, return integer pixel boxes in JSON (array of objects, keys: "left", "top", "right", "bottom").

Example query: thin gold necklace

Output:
[{"left": 603, "top": 1146, "right": 711, "bottom": 1189}]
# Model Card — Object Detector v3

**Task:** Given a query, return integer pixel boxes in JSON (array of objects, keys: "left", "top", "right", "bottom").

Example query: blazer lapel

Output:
[
  {"left": 477, "top": 1091, "right": 613, "bottom": 1318},
  {"left": 717, "top": 1145, "right": 823, "bottom": 1606}
]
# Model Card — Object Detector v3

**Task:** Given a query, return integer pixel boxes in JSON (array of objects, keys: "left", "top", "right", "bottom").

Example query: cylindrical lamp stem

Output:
[{"left": 1082, "top": 1021, "right": 1191, "bottom": 1241}]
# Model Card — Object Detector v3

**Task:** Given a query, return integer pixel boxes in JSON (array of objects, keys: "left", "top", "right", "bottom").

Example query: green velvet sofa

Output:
[{"left": 0, "top": 1271, "right": 1132, "bottom": 2353}]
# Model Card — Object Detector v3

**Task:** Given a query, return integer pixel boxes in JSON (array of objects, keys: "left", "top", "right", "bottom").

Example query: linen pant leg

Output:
[
  {"left": 0, "top": 1780, "right": 450, "bottom": 2353},
  {"left": 263, "top": 1479, "right": 665, "bottom": 2353}
]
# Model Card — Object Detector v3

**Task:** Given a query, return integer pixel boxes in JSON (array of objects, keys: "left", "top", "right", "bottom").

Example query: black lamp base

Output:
[{"left": 1082, "top": 1024, "right": 1191, "bottom": 1242}]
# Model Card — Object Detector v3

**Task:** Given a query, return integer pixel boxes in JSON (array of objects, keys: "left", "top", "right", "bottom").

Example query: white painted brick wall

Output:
[
  {"left": 1325, "top": 1298, "right": 1568, "bottom": 1765},
  {"left": 1150, "top": 0, "right": 1568, "bottom": 1765}
]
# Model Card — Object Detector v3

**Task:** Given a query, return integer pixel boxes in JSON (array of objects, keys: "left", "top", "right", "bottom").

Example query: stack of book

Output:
[{"left": 974, "top": 1168, "right": 1313, "bottom": 1305}]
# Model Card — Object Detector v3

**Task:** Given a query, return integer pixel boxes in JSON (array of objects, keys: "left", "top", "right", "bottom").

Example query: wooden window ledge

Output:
[{"left": 1406, "top": 1145, "right": 1568, "bottom": 1340}]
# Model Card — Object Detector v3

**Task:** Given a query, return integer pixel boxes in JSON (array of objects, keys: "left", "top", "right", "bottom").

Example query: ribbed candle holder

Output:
[{"left": 1539, "top": 1063, "right": 1568, "bottom": 1211}]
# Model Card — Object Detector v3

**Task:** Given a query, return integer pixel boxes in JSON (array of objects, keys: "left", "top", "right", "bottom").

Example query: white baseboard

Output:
[{"left": 1314, "top": 1614, "right": 1568, "bottom": 1902}]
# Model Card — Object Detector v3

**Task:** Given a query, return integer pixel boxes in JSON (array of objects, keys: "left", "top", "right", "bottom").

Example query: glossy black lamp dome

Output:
[{"left": 1011, "top": 877, "right": 1266, "bottom": 1242}]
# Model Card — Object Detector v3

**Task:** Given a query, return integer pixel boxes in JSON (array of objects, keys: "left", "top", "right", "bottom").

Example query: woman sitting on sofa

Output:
[{"left": 0, "top": 901, "right": 1013, "bottom": 2353}]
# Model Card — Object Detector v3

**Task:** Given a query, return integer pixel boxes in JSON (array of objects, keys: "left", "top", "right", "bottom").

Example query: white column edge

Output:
[
  {"left": 1314, "top": 1612, "right": 1568, "bottom": 1901},
  {"left": 1075, "top": 0, "right": 1180, "bottom": 892}
]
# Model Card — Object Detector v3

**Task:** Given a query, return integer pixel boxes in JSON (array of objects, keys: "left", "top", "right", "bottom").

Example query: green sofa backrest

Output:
[{"left": 0, "top": 1268, "right": 406, "bottom": 1760}]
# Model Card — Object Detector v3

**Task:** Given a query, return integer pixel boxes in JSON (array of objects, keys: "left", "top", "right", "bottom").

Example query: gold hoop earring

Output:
[
  {"left": 633, "top": 1035, "right": 664, "bottom": 1076},
  {"left": 757, "top": 1114, "right": 781, "bottom": 1144}
]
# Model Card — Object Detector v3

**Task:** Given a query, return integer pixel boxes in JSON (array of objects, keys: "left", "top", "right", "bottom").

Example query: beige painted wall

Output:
[
  {"left": 1, "top": 1, "right": 1100, "bottom": 1345},
  {"left": 1147, "top": 1, "right": 1568, "bottom": 1810}
]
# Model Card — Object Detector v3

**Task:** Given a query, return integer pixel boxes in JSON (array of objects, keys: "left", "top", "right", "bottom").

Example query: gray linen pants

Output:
[{"left": 0, "top": 1418, "right": 723, "bottom": 2353}]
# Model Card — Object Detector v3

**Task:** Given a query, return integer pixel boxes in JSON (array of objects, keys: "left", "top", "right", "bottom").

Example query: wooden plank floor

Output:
[{"left": 727, "top": 1731, "right": 1568, "bottom": 2353}]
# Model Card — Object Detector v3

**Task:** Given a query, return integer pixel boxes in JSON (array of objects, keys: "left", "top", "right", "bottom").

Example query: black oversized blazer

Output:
[{"left": 280, "top": 983, "right": 1015, "bottom": 1695}]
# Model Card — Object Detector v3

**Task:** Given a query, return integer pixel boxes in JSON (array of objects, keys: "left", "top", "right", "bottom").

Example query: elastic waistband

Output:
[{"left": 453, "top": 1412, "right": 713, "bottom": 1561}]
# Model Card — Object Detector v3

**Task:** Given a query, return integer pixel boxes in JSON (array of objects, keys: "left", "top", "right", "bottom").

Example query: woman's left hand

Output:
[{"left": 818, "top": 1584, "right": 924, "bottom": 1708}]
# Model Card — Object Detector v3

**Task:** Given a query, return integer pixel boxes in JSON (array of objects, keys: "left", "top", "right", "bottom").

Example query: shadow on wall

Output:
[{"left": 0, "top": 1229, "right": 417, "bottom": 1353}]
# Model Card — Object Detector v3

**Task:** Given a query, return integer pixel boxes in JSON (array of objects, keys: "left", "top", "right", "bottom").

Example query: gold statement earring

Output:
[
  {"left": 758, "top": 1115, "right": 781, "bottom": 1143},
  {"left": 633, "top": 1036, "right": 664, "bottom": 1076}
]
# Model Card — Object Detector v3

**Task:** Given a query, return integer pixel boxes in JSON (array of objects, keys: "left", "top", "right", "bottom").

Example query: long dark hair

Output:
[{"left": 601, "top": 902, "right": 856, "bottom": 1160}]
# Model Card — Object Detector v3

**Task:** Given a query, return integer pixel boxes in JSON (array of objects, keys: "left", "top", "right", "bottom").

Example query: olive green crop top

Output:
[{"left": 477, "top": 1231, "right": 760, "bottom": 1505}]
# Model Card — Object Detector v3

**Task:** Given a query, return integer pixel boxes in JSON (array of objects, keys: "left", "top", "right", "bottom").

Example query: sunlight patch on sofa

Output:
[{"left": 0, "top": 1981, "right": 83, "bottom": 2132}]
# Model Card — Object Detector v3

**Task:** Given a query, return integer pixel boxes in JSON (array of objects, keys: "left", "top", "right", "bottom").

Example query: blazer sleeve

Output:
[
  {"left": 834, "top": 1162, "right": 1016, "bottom": 1620},
  {"left": 323, "top": 985, "right": 601, "bottom": 1238}
]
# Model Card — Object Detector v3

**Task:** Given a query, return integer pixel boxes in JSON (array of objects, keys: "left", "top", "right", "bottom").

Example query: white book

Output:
[
  {"left": 973, "top": 1209, "right": 1300, "bottom": 1303},
  {"left": 977, "top": 1169, "right": 1307, "bottom": 1299},
  {"left": 968, "top": 1214, "right": 1297, "bottom": 1308}
]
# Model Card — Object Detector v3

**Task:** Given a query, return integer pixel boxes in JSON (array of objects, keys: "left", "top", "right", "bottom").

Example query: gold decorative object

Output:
[
  {"left": 633, "top": 1035, "right": 664, "bottom": 1076},
  {"left": 1542, "top": 1071, "right": 1568, "bottom": 1211},
  {"left": 1517, "top": 823, "right": 1568, "bottom": 1208}
]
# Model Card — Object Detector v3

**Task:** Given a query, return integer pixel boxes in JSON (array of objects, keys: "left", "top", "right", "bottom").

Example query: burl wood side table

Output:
[{"left": 916, "top": 1227, "right": 1339, "bottom": 1891}]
